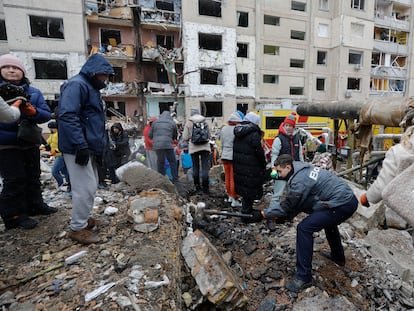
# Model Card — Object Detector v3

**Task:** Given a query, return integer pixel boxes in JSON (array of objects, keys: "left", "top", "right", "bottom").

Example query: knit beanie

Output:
[
  {"left": 244, "top": 112, "right": 260, "bottom": 125},
  {"left": 0, "top": 54, "right": 26, "bottom": 76},
  {"left": 190, "top": 107, "right": 200, "bottom": 116},
  {"left": 284, "top": 112, "right": 297, "bottom": 127},
  {"left": 228, "top": 111, "right": 242, "bottom": 123},
  {"left": 316, "top": 143, "right": 327, "bottom": 153}
]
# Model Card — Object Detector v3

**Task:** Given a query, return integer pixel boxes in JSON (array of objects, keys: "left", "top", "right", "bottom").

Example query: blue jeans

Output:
[
  {"left": 295, "top": 195, "right": 358, "bottom": 282},
  {"left": 191, "top": 150, "right": 210, "bottom": 192},
  {"left": 52, "top": 155, "right": 70, "bottom": 186},
  {"left": 155, "top": 149, "right": 178, "bottom": 182}
]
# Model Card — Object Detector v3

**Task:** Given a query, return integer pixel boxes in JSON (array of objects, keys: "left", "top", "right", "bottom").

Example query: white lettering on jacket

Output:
[{"left": 309, "top": 166, "right": 320, "bottom": 181}]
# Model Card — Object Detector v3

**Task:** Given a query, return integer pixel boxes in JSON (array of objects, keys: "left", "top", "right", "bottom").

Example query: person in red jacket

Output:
[{"left": 143, "top": 116, "right": 158, "bottom": 170}]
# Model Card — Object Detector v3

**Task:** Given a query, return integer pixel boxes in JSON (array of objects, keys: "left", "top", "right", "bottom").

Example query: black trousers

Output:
[{"left": 0, "top": 147, "right": 44, "bottom": 222}]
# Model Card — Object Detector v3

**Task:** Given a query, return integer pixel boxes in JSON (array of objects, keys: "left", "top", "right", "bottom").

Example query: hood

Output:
[
  {"left": 80, "top": 54, "right": 114, "bottom": 90},
  {"left": 159, "top": 110, "right": 173, "bottom": 121},
  {"left": 234, "top": 122, "right": 260, "bottom": 138},
  {"left": 111, "top": 122, "right": 123, "bottom": 133}
]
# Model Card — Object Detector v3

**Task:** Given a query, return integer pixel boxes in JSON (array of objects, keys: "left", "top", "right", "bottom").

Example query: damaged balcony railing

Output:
[
  {"left": 90, "top": 42, "right": 136, "bottom": 59},
  {"left": 140, "top": 8, "right": 180, "bottom": 26},
  {"left": 101, "top": 82, "right": 139, "bottom": 96}
]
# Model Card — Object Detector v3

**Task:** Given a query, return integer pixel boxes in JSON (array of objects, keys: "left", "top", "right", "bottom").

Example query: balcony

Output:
[
  {"left": 86, "top": 4, "right": 134, "bottom": 27},
  {"left": 101, "top": 82, "right": 139, "bottom": 97},
  {"left": 90, "top": 43, "right": 136, "bottom": 62},
  {"left": 371, "top": 65, "right": 407, "bottom": 79},
  {"left": 142, "top": 46, "right": 183, "bottom": 62},
  {"left": 374, "top": 14, "right": 410, "bottom": 31},
  {"left": 373, "top": 40, "right": 408, "bottom": 55},
  {"left": 140, "top": 8, "right": 181, "bottom": 30}
]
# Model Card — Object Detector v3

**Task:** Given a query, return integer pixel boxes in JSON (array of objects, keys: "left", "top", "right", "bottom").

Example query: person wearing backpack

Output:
[{"left": 181, "top": 107, "right": 211, "bottom": 194}]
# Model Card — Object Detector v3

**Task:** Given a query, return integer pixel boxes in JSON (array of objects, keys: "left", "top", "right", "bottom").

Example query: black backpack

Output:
[{"left": 191, "top": 120, "right": 209, "bottom": 145}]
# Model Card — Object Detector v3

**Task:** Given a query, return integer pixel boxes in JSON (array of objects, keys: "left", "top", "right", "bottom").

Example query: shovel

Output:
[{"left": 193, "top": 202, "right": 253, "bottom": 222}]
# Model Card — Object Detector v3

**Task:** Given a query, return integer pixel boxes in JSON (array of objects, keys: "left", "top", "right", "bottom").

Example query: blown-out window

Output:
[
  {"left": 0, "top": 20, "right": 7, "bottom": 40},
  {"left": 199, "top": 0, "right": 221, "bottom": 17},
  {"left": 34, "top": 59, "right": 67, "bottom": 80},
  {"left": 29, "top": 15, "right": 64, "bottom": 39}
]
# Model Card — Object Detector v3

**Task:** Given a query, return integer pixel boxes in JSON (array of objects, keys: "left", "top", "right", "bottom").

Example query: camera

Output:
[{"left": 0, "top": 83, "right": 30, "bottom": 105}]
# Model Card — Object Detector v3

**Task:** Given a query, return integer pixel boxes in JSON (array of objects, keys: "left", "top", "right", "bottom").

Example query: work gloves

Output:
[
  {"left": 270, "top": 169, "right": 278, "bottom": 179},
  {"left": 360, "top": 193, "right": 370, "bottom": 207},
  {"left": 75, "top": 148, "right": 90, "bottom": 166},
  {"left": 20, "top": 102, "right": 37, "bottom": 116}
]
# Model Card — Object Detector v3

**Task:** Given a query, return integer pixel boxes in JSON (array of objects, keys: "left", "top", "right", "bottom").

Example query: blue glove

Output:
[{"left": 75, "top": 148, "right": 89, "bottom": 166}]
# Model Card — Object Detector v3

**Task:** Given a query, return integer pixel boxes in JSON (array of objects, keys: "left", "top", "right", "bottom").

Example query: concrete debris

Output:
[{"left": 181, "top": 229, "right": 248, "bottom": 309}]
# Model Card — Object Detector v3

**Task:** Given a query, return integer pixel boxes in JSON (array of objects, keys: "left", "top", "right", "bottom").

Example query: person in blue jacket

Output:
[
  {"left": 245, "top": 154, "right": 358, "bottom": 293},
  {"left": 0, "top": 54, "right": 54, "bottom": 230},
  {"left": 58, "top": 53, "right": 114, "bottom": 245}
]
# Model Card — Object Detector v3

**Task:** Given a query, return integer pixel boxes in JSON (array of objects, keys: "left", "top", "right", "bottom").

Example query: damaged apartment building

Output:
[{"left": 1, "top": 0, "right": 414, "bottom": 133}]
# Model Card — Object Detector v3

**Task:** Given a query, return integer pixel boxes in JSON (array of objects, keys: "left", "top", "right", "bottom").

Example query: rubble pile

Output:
[{"left": 0, "top": 163, "right": 413, "bottom": 310}]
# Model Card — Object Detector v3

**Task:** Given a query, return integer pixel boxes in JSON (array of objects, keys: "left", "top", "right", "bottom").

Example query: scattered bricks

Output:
[{"left": 144, "top": 208, "right": 158, "bottom": 223}]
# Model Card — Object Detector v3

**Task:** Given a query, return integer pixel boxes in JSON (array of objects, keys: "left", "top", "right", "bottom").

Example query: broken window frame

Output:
[
  {"left": 199, "top": 33, "right": 222, "bottom": 51},
  {"left": 157, "top": 64, "right": 170, "bottom": 84},
  {"left": 263, "top": 75, "right": 278, "bottom": 84},
  {"left": 100, "top": 28, "right": 121, "bottom": 48},
  {"left": 291, "top": 1, "right": 306, "bottom": 12},
  {"left": 349, "top": 50, "right": 363, "bottom": 65},
  {"left": 291, "top": 30, "right": 305, "bottom": 40},
  {"left": 29, "top": 15, "right": 64, "bottom": 40},
  {"left": 351, "top": 0, "right": 365, "bottom": 10},
  {"left": 159, "top": 101, "right": 175, "bottom": 114},
  {"left": 316, "top": 78, "right": 325, "bottom": 91},
  {"left": 237, "top": 11, "right": 248, "bottom": 27},
  {"left": 237, "top": 73, "right": 248, "bottom": 87},
  {"left": 290, "top": 86, "right": 304, "bottom": 95},
  {"left": 200, "top": 68, "right": 223, "bottom": 85},
  {"left": 0, "top": 20, "right": 7, "bottom": 40},
  {"left": 264, "top": 15, "right": 280, "bottom": 26},
  {"left": 237, "top": 43, "right": 248, "bottom": 58},
  {"left": 109, "top": 67, "right": 123, "bottom": 83},
  {"left": 317, "top": 50, "right": 327, "bottom": 65},
  {"left": 347, "top": 78, "right": 361, "bottom": 90},
  {"left": 34, "top": 59, "right": 68, "bottom": 80},
  {"left": 156, "top": 1, "right": 174, "bottom": 12},
  {"left": 157, "top": 34, "right": 174, "bottom": 50},
  {"left": 106, "top": 101, "right": 126, "bottom": 118},
  {"left": 264, "top": 45, "right": 279, "bottom": 55},
  {"left": 202, "top": 101, "right": 223, "bottom": 118},
  {"left": 290, "top": 59, "right": 305, "bottom": 68},
  {"left": 199, "top": 0, "right": 222, "bottom": 18}
]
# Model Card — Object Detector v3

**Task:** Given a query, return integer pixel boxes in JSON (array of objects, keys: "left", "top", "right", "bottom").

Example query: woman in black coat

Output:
[
  {"left": 233, "top": 112, "right": 266, "bottom": 219},
  {"left": 107, "top": 122, "right": 131, "bottom": 184}
]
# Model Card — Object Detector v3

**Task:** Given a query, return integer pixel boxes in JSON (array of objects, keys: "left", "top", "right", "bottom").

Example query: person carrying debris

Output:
[
  {"left": 106, "top": 122, "right": 131, "bottom": 184},
  {"left": 245, "top": 154, "right": 358, "bottom": 292},
  {"left": 267, "top": 112, "right": 304, "bottom": 231},
  {"left": 219, "top": 111, "right": 242, "bottom": 207},
  {"left": 0, "top": 54, "right": 55, "bottom": 230},
  {"left": 181, "top": 107, "right": 212, "bottom": 194},
  {"left": 58, "top": 53, "right": 114, "bottom": 245},
  {"left": 233, "top": 112, "right": 266, "bottom": 217}
]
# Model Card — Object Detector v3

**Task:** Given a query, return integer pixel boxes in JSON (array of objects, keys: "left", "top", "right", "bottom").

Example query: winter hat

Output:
[
  {"left": 316, "top": 143, "right": 327, "bottom": 153},
  {"left": 283, "top": 112, "right": 297, "bottom": 127},
  {"left": 244, "top": 112, "right": 260, "bottom": 125},
  {"left": 47, "top": 121, "right": 57, "bottom": 129},
  {"left": 228, "top": 111, "right": 242, "bottom": 123},
  {"left": 236, "top": 110, "right": 245, "bottom": 120},
  {"left": 190, "top": 107, "right": 200, "bottom": 116},
  {"left": 0, "top": 54, "right": 26, "bottom": 76}
]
